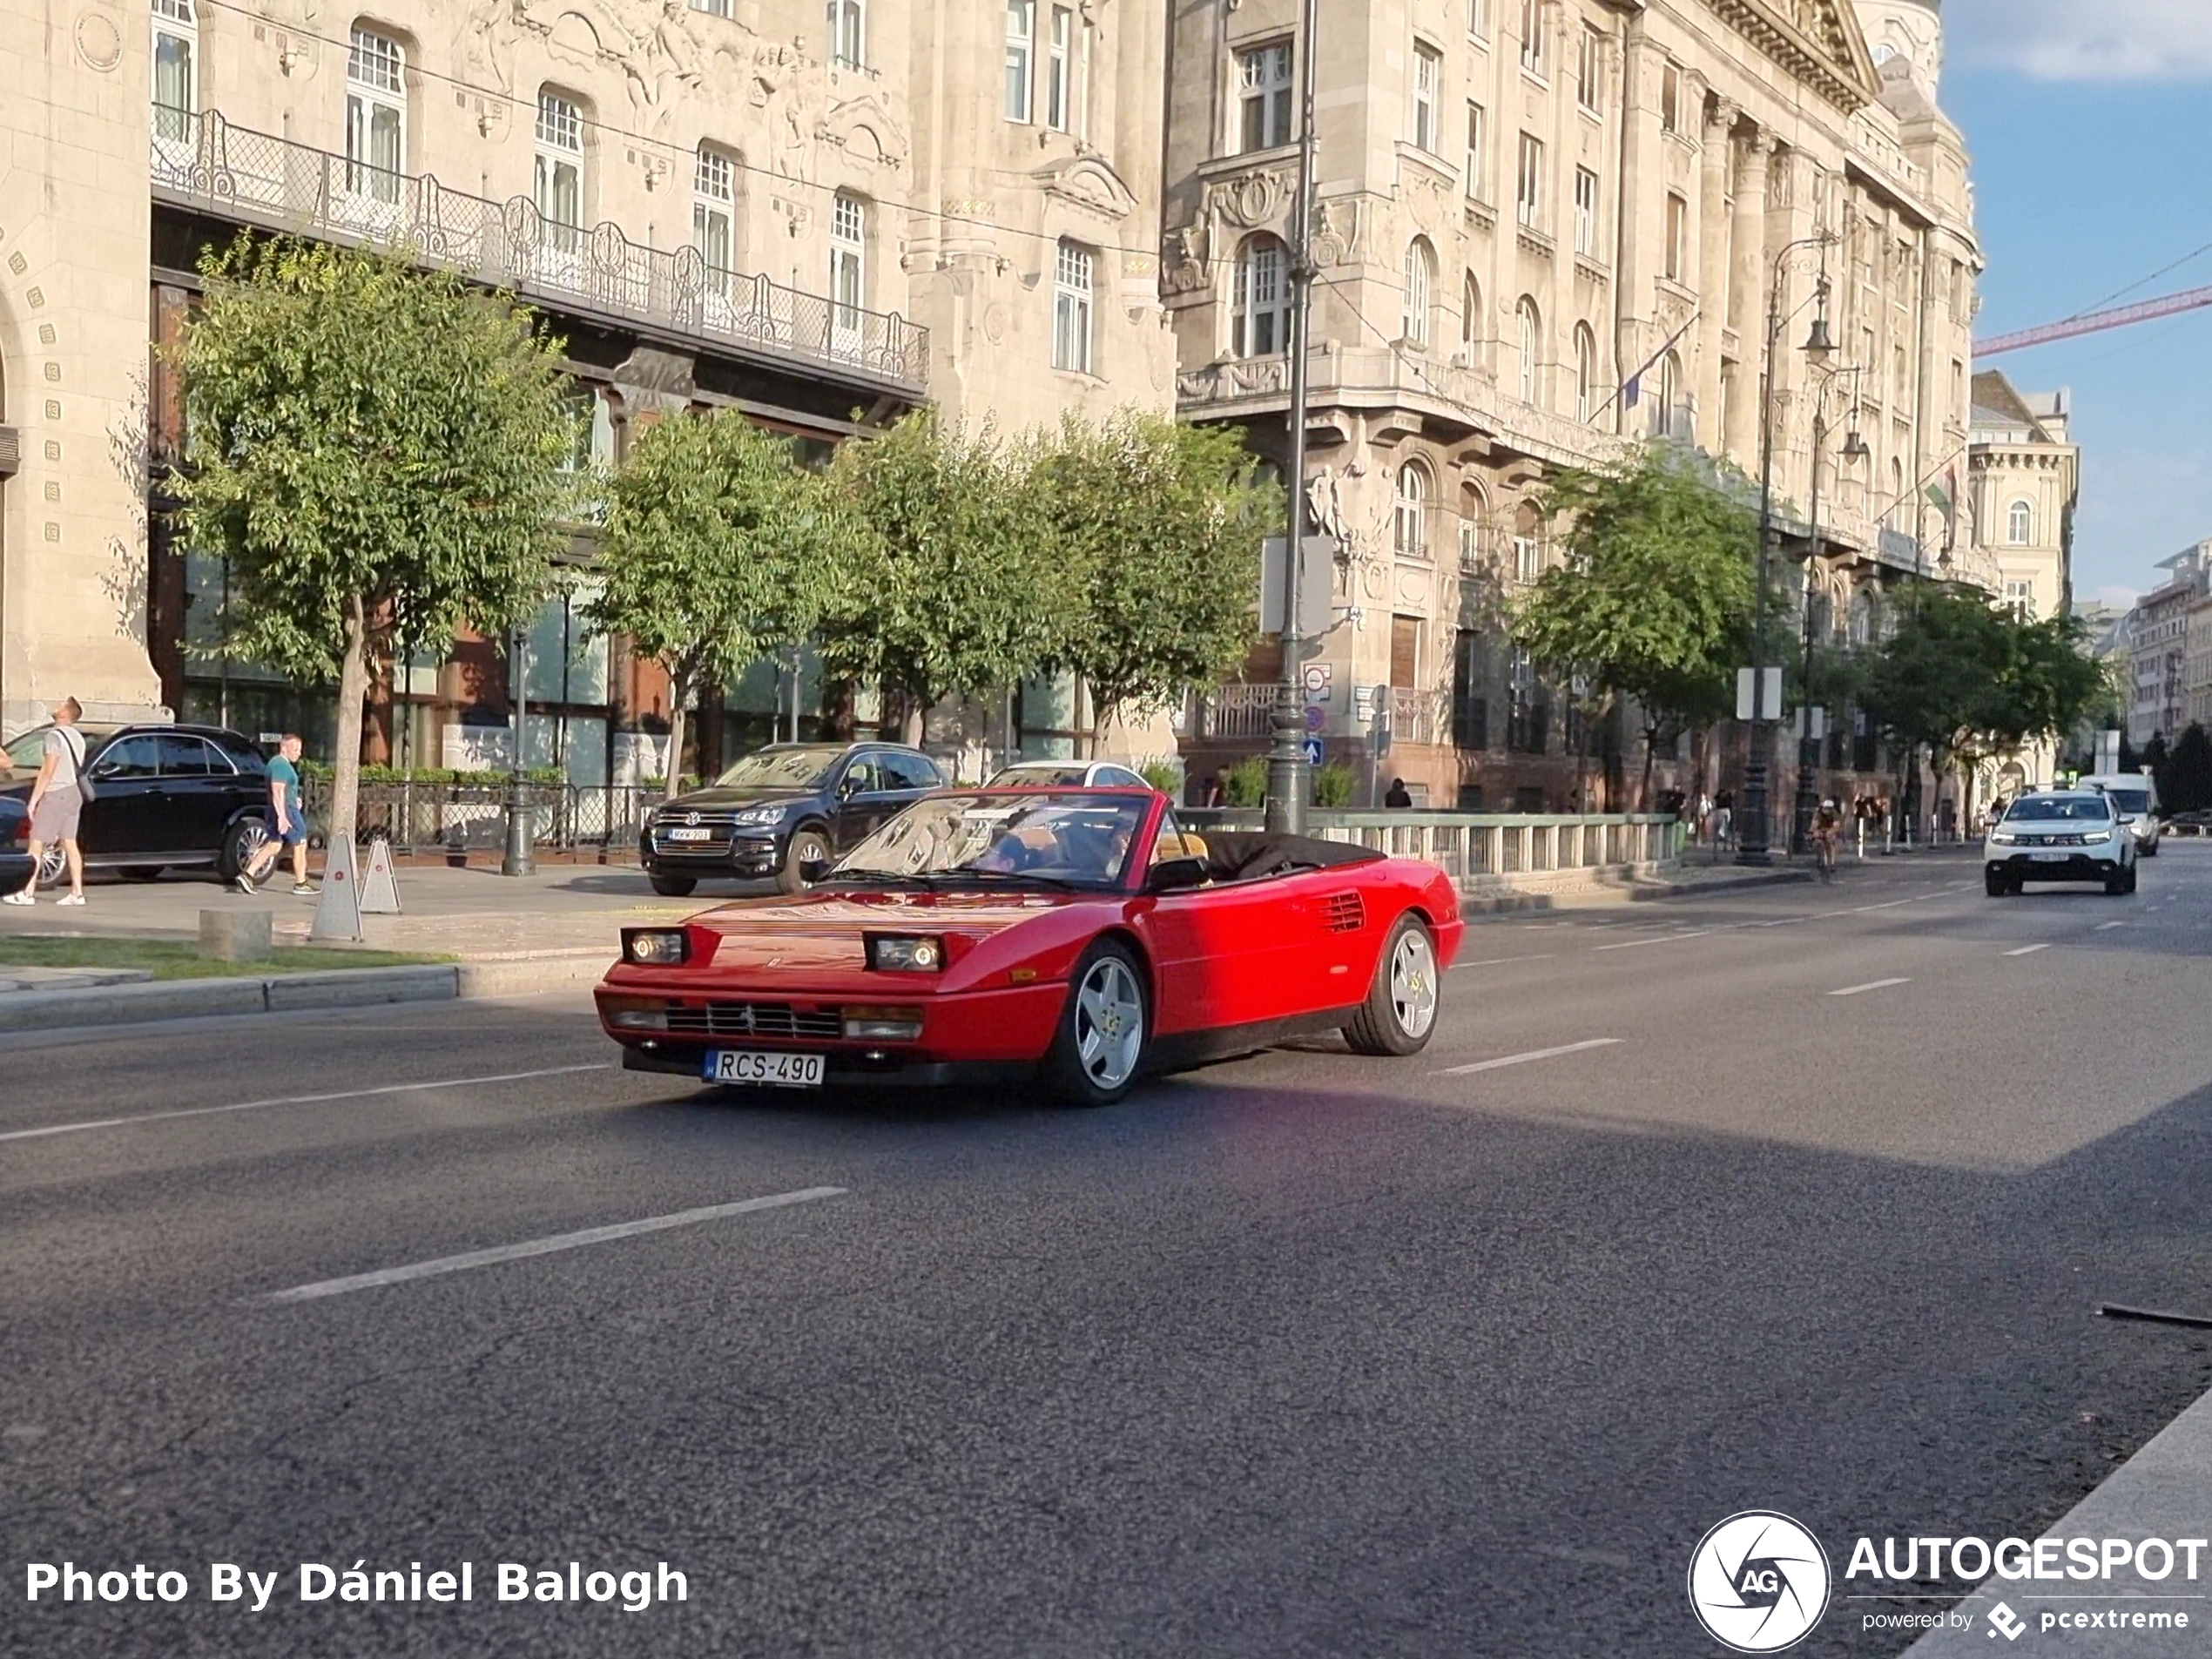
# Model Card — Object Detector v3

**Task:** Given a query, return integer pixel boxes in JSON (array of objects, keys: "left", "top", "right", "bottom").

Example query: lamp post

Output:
[
  {"left": 1263, "top": 0, "right": 1321, "bottom": 835},
  {"left": 1738, "top": 232, "right": 1838, "bottom": 866},
  {"left": 502, "top": 621, "right": 536, "bottom": 877},
  {"left": 1789, "top": 364, "right": 1867, "bottom": 853}
]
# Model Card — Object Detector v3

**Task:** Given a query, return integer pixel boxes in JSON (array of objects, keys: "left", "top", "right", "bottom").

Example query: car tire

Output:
[
  {"left": 1045, "top": 939, "right": 1149, "bottom": 1107},
  {"left": 2104, "top": 870, "right": 2128, "bottom": 896},
  {"left": 648, "top": 871, "right": 698, "bottom": 898},
  {"left": 217, "top": 817, "right": 268, "bottom": 882},
  {"left": 2126, "top": 864, "right": 2140, "bottom": 894},
  {"left": 1344, "top": 914, "right": 1441, "bottom": 1056},
  {"left": 2142, "top": 841, "right": 2159, "bottom": 857},
  {"left": 1984, "top": 871, "right": 2007, "bottom": 898},
  {"left": 776, "top": 825, "right": 833, "bottom": 895}
]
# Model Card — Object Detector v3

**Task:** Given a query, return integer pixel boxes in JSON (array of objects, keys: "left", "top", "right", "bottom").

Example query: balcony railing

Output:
[
  {"left": 152, "top": 107, "right": 928, "bottom": 395},
  {"left": 1190, "top": 683, "right": 1279, "bottom": 740},
  {"left": 1389, "top": 687, "right": 1450, "bottom": 746}
]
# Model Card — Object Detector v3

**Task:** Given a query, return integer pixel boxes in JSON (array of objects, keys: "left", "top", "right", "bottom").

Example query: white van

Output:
[{"left": 2080, "top": 772, "right": 2161, "bottom": 856}]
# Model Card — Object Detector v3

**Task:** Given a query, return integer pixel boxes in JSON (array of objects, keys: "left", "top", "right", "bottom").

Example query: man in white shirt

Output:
[{"left": 4, "top": 697, "right": 88, "bottom": 907}]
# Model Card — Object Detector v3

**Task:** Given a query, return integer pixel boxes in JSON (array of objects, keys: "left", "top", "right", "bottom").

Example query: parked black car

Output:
[
  {"left": 639, "top": 741, "right": 945, "bottom": 896},
  {"left": 0, "top": 722, "right": 273, "bottom": 884}
]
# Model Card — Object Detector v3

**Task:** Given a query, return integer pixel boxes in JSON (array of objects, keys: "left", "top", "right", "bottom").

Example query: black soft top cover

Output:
[{"left": 1197, "top": 831, "right": 1387, "bottom": 882}]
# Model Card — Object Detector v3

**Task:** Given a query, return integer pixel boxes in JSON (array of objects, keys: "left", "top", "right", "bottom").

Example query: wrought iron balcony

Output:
[{"left": 152, "top": 107, "right": 928, "bottom": 396}]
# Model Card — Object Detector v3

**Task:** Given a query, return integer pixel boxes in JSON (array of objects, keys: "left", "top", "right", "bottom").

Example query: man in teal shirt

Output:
[{"left": 238, "top": 733, "right": 314, "bottom": 894}]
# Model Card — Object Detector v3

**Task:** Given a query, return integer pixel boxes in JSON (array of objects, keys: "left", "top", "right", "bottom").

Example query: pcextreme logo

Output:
[{"left": 1687, "top": 1511, "right": 1833, "bottom": 1653}]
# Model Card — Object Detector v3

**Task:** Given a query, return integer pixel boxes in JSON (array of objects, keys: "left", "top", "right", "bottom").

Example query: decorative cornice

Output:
[{"left": 1704, "top": 0, "right": 1879, "bottom": 113}]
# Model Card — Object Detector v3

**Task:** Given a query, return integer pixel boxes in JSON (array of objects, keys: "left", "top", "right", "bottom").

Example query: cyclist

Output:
[{"left": 1811, "top": 798, "right": 1844, "bottom": 881}]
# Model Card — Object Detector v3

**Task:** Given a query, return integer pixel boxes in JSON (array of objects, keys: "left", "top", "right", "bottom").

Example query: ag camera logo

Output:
[{"left": 1688, "top": 1511, "right": 1832, "bottom": 1653}]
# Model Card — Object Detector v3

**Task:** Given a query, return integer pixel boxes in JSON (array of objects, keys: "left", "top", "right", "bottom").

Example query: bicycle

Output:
[{"left": 1812, "top": 831, "right": 1838, "bottom": 883}]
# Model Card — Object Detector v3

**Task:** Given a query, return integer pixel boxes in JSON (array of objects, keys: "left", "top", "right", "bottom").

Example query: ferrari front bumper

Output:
[{"left": 617, "top": 1043, "right": 1036, "bottom": 1089}]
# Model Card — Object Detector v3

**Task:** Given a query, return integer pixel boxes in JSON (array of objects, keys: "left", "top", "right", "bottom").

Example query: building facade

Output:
[
  {"left": 2127, "top": 541, "right": 2212, "bottom": 748},
  {"left": 1163, "top": 0, "right": 1983, "bottom": 809},
  {"left": 2, "top": 0, "right": 1176, "bottom": 772}
]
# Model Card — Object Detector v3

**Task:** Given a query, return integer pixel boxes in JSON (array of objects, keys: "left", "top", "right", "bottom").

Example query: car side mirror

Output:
[{"left": 1145, "top": 855, "right": 1209, "bottom": 894}]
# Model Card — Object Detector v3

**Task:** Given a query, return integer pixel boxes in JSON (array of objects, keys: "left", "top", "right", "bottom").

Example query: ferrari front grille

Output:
[
  {"left": 1321, "top": 891, "right": 1366, "bottom": 932},
  {"left": 664, "top": 1001, "right": 843, "bottom": 1040}
]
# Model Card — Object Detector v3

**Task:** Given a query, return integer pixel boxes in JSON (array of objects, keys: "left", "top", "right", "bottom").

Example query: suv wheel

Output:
[
  {"left": 1984, "top": 870, "right": 2007, "bottom": 898},
  {"left": 649, "top": 872, "right": 697, "bottom": 897},
  {"left": 218, "top": 818, "right": 269, "bottom": 882},
  {"left": 777, "top": 826, "right": 833, "bottom": 894}
]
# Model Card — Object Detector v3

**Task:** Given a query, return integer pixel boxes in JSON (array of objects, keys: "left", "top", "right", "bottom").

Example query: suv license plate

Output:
[
  {"left": 665, "top": 827, "right": 714, "bottom": 842},
  {"left": 705, "top": 1050, "right": 825, "bottom": 1088},
  {"left": 2030, "top": 849, "right": 2071, "bottom": 860}
]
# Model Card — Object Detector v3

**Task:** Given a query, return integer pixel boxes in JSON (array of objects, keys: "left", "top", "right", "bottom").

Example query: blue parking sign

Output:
[{"left": 1301, "top": 737, "right": 1325, "bottom": 767}]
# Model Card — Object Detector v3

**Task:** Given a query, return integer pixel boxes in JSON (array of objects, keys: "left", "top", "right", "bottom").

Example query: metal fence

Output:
[
  {"left": 1180, "top": 809, "right": 1686, "bottom": 883},
  {"left": 301, "top": 779, "right": 666, "bottom": 853},
  {"left": 152, "top": 108, "right": 930, "bottom": 393}
]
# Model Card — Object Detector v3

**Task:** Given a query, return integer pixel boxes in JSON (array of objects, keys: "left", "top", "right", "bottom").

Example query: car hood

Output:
[
  {"left": 657, "top": 786, "right": 820, "bottom": 811},
  {"left": 687, "top": 888, "right": 1090, "bottom": 973}
]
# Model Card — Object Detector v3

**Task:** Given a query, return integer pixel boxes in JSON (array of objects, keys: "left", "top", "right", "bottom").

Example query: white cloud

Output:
[{"left": 1947, "top": 0, "right": 2212, "bottom": 82}]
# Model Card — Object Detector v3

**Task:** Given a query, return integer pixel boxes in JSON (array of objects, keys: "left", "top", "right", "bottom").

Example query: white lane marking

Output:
[
  {"left": 2094, "top": 921, "right": 2125, "bottom": 931},
  {"left": 1750, "top": 916, "right": 1811, "bottom": 927},
  {"left": 2003, "top": 944, "right": 2051, "bottom": 956},
  {"left": 1849, "top": 899, "right": 1917, "bottom": 914},
  {"left": 258, "top": 1187, "right": 847, "bottom": 1305},
  {"left": 1829, "top": 977, "right": 1910, "bottom": 996},
  {"left": 0, "top": 1064, "right": 615, "bottom": 1146},
  {"left": 1437, "top": 1038, "right": 1622, "bottom": 1076},
  {"left": 1593, "top": 930, "right": 1710, "bottom": 952},
  {"left": 1452, "top": 954, "right": 1558, "bottom": 968}
]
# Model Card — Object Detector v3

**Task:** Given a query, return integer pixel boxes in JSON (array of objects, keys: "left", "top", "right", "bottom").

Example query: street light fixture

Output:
[{"left": 1738, "top": 231, "right": 1838, "bottom": 866}]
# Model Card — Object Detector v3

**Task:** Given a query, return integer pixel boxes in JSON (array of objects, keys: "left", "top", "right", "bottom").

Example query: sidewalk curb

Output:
[
  {"left": 0, "top": 951, "right": 611, "bottom": 1034},
  {"left": 1456, "top": 865, "right": 1812, "bottom": 914},
  {"left": 1904, "top": 1379, "right": 2212, "bottom": 1655}
]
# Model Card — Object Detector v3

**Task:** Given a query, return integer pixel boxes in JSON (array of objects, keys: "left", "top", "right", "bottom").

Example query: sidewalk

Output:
[{"left": 1905, "top": 1379, "right": 2212, "bottom": 1654}]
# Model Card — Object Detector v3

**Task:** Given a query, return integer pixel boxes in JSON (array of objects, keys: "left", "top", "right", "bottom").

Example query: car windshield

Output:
[
  {"left": 2004, "top": 798, "right": 2112, "bottom": 822},
  {"left": 832, "top": 792, "right": 1149, "bottom": 888},
  {"left": 2106, "top": 789, "right": 2150, "bottom": 814},
  {"left": 711, "top": 747, "right": 846, "bottom": 789}
]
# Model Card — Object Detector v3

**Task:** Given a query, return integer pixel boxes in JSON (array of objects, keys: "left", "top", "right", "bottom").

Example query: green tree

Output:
[
  {"left": 817, "top": 412, "right": 1065, "bottom": 733},
  {"left": 2165, "top": 722, "right": 2212, "bottom": 813},
  {"left": 588, "top": 409, "right": 841, "bottom": 800},
  {"left": 1508, "top": 445, "right": 1758, "bottom": 805},
  {"left": 1028, "top": 411, "right": 1274, "bottom": 752},
  {"left": 170, "top": 236, "right": 576, "bottom": 844}
]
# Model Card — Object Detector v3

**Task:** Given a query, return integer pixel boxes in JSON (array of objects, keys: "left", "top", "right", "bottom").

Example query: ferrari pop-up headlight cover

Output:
[
  {"left": 623, "top": 928, "right": 690, "bottom": 967},
  {"left": 866, "top": 934, "right": 943, "bottom": 973}
]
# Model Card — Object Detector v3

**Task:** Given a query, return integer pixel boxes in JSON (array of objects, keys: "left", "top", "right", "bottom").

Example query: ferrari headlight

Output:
[
  {"left": 867, "top": 934, "right": 943, "bottom": 973},
  {"left": 623, "top": 927, "right": 690, "bottom": 966},
  {"left": 843, "top": 1005, "right": 924, "bottom": 1041}
]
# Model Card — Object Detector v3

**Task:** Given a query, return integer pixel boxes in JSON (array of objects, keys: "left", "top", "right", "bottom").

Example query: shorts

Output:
[
  {"left": 275, "top": 817, "right": 308, "bottom": 847},
  {"left": 30, "top": 786, "right": 82, "bottom": 843}
]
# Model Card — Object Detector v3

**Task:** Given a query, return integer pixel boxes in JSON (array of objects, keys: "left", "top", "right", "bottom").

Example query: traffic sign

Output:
[
  {"left": 1304, "top": 704, "right": 1325, "bottom": 734},
  {"left": 1301, "top": 737, "right": 1325, "bottom": 767},
  {"left": 1303, "top": 664, "right": 1333, "bottom": 702}
]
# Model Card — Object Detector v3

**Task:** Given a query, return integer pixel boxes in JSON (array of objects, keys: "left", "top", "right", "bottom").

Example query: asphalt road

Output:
[{"left": 6, "top": 844, "right": 2212, "bottom": 1656}]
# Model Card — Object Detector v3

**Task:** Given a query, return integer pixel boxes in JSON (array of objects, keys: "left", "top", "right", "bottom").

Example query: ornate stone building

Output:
[
  {"left": 1, "top": 0, "right": 1175, "bottom": 768},
  {"left": 1164, "top": 0, "right": 1983, "bottom": 810}
]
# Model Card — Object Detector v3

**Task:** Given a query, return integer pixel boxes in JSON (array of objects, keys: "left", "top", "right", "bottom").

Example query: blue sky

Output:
[{"left": 1943, "top": 0, "right": 2212, "bottom": 610}]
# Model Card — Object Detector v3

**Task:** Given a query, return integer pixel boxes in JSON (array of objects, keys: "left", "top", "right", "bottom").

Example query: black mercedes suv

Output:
[{"left": 639, "top": 741, "right": 945, "bottom": 896}]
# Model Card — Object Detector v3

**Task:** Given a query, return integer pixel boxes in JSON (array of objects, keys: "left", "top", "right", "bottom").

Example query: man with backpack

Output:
[{"left": 3, "top": 697, "right": 89, "bottom": 907}]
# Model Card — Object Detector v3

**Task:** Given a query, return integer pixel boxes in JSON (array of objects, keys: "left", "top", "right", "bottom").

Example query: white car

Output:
[
  {"left": 2078, "top": 772, "right": 2161, "bottom": 857},
  {"left": 1984, "top": 789, "right": 2136, "bottom": 897},
  {"left": 985, "top": 759, "right": 1154, "bottom": 789}
]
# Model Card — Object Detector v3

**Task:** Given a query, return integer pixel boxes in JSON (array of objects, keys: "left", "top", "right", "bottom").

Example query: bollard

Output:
[{"left": 199, "top": 907, "right": 273, "bottom": 961}]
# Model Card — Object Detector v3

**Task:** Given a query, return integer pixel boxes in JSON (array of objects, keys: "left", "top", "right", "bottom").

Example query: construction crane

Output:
[{"left": 1973, "top": 284, "right": 2212, "bottom": 358}]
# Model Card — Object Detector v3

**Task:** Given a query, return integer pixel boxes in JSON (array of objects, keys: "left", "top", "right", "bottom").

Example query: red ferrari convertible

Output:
[{"left": 595, "top": 787, "right": 1463, "bottom": 1104}]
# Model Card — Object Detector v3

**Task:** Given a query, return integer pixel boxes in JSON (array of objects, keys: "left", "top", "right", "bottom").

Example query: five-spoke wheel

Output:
[
  {"left": 1047, "top": 939, "right": 1149, "bottom": 1106},
  {"left": 1344, "top": 914, "right": 1441, "bottom": 1056}
]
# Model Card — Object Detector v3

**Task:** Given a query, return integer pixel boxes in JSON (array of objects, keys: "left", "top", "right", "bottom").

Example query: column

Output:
[
  {"left": 1696, "top": 98, "right": 1736, "bottom": 456},
  {"left": 1724, "top": 131, "right": 1771, "bottom": 462}
]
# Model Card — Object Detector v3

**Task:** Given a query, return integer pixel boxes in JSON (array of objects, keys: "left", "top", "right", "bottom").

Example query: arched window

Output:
[
  {"left": 1402, "top": 238, "right": 1435, "bottom": 347},
  {"left": 1232, "top": 233, "right": 1291, "bottom": 358},
  {"left": 693, "top": 144, "right": 738, "bottom": 281},
  {"left": 2006, "top": 499, "right": 2033, "bottom": 544},
  {"left": 1849, "top": 589, "right": 1874, "bottom": 646},
  {"left": 1573, "top": 323, "right": 1596, "bottom": 421},
  {"left": 534, "top": 89, "right": 587, "bottom": 254},
  {"left": 1655, "top": 350, "right": 1683, "bottom": 436},
  {"left": 1460, "top": 272, "right": 1483, "bottom": 360},
  {"left": 1511, "top": 499, "right": 1543, "bottom": 584},
  {"left": 829, "top": 0, "right": 865, "bottom": 67},
  {"left": 345, "top": 25, "right": 406, "bottom": 204},
  {"left": 1394, "top": 460, "right": 1432, "bottom": 560},
  {"left": 1515, "top": 296, "right": 1541, "bottom": 404},
  {"left": 1459, "top": 481, "right": 1488, "bottom": 572},
  {"left": 152, "top": 0, "right": 199, "bottom": 151},
  {"left": 1889, "top": 456, "right": 1905, "bottom": 529}
]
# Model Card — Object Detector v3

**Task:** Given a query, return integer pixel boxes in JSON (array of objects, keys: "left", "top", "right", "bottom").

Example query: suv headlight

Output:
[
  {"left": 732, "top": 804, "right": 790, "bottom": 826},
  {"left": 1990, "top": 831, "right": 2017, "bottom": 845},
  {"left": 2080, "top": 826, "right": 2111, "bottom": 841}
]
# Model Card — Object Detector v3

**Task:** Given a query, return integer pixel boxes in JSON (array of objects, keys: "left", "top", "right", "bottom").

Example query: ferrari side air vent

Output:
[{"left": 1321, "top": 891, "right": 1365, "bottom": 933}]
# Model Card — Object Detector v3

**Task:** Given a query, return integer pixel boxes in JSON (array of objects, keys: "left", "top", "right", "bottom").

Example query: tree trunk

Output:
[
  {"left": 662, "top": 666, "right": 691, "bottom": 803},
  {"left": 1089, "top": 691, "right": 1116, "bottom": 763},
  {"left": 330, "top": 593, "right": 370, "bottom": 850},
  {"left": 1640, "top": 720, "right": 1659, "bottom": 812}
]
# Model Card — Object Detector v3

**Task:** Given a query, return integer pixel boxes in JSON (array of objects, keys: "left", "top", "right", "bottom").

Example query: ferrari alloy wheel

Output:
[
  {"left": 1047, "top": 940, "right": 1149, "bottom": 1107},
  {"left": 1344, "top": 914, "right": 1440, "bottom": 1056},
  {"left": 778, "top": 826, "right": 833, "bottom": 894}
]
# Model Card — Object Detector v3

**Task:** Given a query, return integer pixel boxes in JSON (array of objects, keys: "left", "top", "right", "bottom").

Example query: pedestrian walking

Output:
[
  {"left": 1384, "top": 777, "right": 1413, "bottom": 808},
  {"left": 1712, "top": 790, "right": 1735, "bottom": 858},
  {"left": 1203, "top": 768, "right": 1228, "bottom": 809},
  {"left": 237, "top": 733, "right": 314, "bottom": 895},
  {"left": 4, "top": 697, "right": 89, "bottom": 907}
]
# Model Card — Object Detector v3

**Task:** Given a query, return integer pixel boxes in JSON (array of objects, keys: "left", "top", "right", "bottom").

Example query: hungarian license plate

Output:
[
  {"left": 704, "top": 1050, "right": 825, "bottom": 1088},
  {"left": 2029, "top": 848, "right": 2072, "bottom": 860},
  {"left": 665, "top": 826, "right": 714, "bottom": 842}
]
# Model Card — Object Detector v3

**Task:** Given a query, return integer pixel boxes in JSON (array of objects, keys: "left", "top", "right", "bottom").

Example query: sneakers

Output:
[
  {"left": 235, "top": 873, "right": 257, "bottom": 894},
  {"left": 292, "top": 882, "right": 317, "bottom": 896},
  {"left": 1, "top": 890, "right": 31, "bottom": 906},
  {"left": 56, "top": 894, "right": 85, "bottom": 907}
]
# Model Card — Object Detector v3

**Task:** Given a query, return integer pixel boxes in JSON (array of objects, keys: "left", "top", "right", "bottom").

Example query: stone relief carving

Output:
[
  {"left": 1203, "top": 167, "right": 1294, "bottom": 231},
  {"left": 1310, "top": 196, "right": 1364, "bottom": 267},
  {"left": 1037, "top": 154, "right": 1140, "bottom": 219},
  {"left": 1175, "top": 358, "right": 1290, "bottom": 401},
  {"left": 1161, "top": 220, "right": 1211, "bottom": 294}
]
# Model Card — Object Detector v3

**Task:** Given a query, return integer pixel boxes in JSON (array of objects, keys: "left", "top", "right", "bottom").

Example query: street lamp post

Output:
[
  {"left": 1739, "top": 233, "right": 1838, "bottom": 866},
  {"left": 1790, "top": 367, "right": 1866, "bottom": 854},
  {"left": 502, "top": 622, "right": 536, "bottom": 878},
  {"left": 1262, "top": 0, "right": 1322, "bottom": 836}
]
